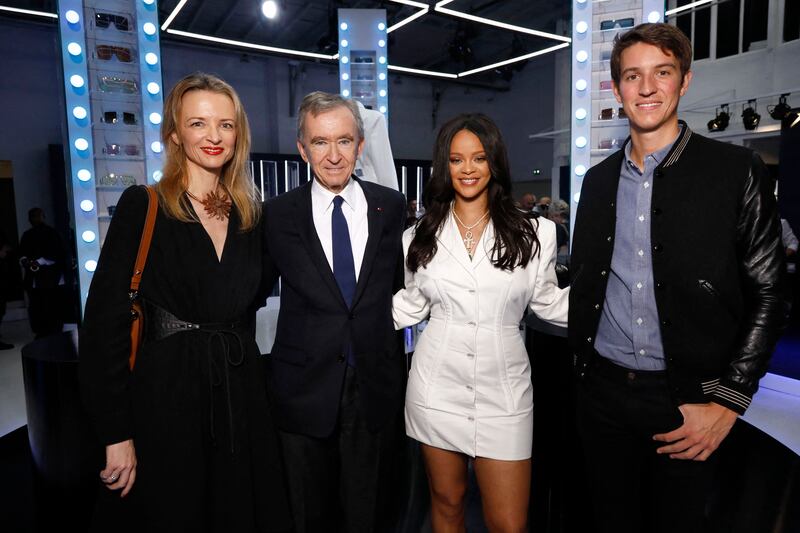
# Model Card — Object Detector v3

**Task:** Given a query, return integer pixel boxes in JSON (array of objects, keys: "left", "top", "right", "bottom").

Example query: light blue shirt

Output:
[{"left": 594, "top": 129, "right": 681, "bottom": 370}]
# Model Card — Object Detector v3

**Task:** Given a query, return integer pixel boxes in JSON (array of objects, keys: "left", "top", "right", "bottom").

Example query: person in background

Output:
[
  {"left": 79, "top": 72, "right": 291, "bottom": 532},
  {"left": 406, "top": 198, "right": 419, "bottom": 228},
  {"left": 519, "top": 192, "right": 536, "bottom": 212},
  {"left": 533, "top": 195, "right": 551, "bottom": 215},
  {"left": 569, "top": 23, "right": 788, "bottom": 532},
  {"left": 18, "top": 207, "right": 66, "bottom": 338},
  {"left": 393, "top": 113, "right": 568, "bottom": 533},
  {"left": 547, "top": 199, "right": 570, "bottom": 257}
]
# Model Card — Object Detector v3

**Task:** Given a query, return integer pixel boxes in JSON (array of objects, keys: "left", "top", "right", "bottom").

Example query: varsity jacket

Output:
[{"left": 569, "top": 122, "right": 790, "bottom": 414}]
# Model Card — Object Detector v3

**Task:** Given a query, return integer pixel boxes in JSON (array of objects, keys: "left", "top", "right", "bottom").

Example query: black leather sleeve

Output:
[{"left": 712, "top": 153, "right": 790, "bottom": 414}]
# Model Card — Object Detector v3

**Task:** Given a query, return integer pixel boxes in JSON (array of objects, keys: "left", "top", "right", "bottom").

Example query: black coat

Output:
[
  {"left": 569, "top": 123, "right": 789, "bottom": 414},
  {"left": 262, "top": 177, "right": 407, "bottom": 438},
  {"left": 80, "top": 187, "right": 292, "bottom": 532}
]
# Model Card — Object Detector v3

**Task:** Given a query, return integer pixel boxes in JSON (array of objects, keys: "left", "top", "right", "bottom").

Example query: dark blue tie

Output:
[{"left": 332, "top": 196, "right": 357, "bottom": 366}]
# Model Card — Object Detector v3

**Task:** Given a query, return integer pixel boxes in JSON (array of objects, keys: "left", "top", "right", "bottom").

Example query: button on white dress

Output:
[{"left": 393, "top": 213, "right": 569, "bottom": 460}]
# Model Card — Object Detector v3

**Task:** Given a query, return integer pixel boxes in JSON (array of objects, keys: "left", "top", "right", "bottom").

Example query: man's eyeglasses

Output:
[
  {"left": 98, "top": 75, "right": 138, "bottom": 94},
  {"left": 103, "top": 143, "right": 140, "bottom": 156},
  {"left": 101, "top": 111, "right": 137, "bottom": 125},
  {"left": 96, "top": 44, "right": 134, "bottom": 63},
  {"left": 95, "top": 13, "right": 130, "bottom": 32},
  {"left": 600, "top": 18, "right": 634, "bottom": 31}
]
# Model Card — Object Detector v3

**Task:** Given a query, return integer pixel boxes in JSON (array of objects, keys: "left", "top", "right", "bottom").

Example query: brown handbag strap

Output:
[{"left": 130, "top": 186, "right": 158, "bottom": 293}]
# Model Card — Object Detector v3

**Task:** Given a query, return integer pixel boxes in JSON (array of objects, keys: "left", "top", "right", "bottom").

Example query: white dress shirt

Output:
[{"left": 311, "top": 177, "right": 369, "bottom": 281}]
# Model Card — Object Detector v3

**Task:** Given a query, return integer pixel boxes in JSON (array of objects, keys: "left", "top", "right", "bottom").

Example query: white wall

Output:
[{"left": 680, "top": 39, "right": 800, "bottom": 136}]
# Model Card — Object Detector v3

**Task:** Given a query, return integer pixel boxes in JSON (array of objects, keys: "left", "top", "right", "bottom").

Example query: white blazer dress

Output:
[{"left": 393, "top": 213, "right": 569, "bottom": 460}]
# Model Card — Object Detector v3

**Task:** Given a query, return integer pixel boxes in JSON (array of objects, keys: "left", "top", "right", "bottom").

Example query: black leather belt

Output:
[
  {"left": 143, "top": 300, "right": 247, "bottom": 454},
  {"left": 591, "top": 350, "right": 668, "bottom": 384}
]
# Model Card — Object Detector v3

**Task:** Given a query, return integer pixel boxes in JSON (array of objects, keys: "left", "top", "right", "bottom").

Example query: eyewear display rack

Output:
[
  {"left": 569, "top": 0, "right": 664, "bottom": 230},
  {"left": 57, "top": 0, "right": 164, "bottom": 311},
  {"left": 590, "top": 0, "right": 644, "bottom": 166},
  {"left": 337, "top": 9, "right": 390, "bottom": 118}
]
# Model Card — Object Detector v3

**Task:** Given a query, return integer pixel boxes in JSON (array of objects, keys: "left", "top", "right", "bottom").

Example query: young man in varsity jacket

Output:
[{"left": 569, "top": 23, "right": 789, "bottom": 533}]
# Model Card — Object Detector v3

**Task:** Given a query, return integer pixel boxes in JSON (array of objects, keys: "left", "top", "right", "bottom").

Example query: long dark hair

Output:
[{"left": 407, "top": 113, "right": 540, "bottom": 272}]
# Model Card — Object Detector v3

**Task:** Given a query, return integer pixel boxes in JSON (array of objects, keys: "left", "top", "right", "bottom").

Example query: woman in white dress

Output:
[{"left": 393, "top": 114, "right": 568, "bottom": 532}]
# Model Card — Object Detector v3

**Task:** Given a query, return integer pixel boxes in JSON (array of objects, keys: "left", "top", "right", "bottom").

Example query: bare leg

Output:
[
  {"left": 421, "top": 444, "right": 469, "bottom": 533},
  {"left": 474, "top": 457, "right": 531, "bottom": 533}
]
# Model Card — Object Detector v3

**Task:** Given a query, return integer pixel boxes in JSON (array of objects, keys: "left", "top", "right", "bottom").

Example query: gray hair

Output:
[
  {"left": 550, "top": 199, "right": 570, "bottom": 215},
  {"left": 297, "top": 91, "right": 364, "bottom": 142}
]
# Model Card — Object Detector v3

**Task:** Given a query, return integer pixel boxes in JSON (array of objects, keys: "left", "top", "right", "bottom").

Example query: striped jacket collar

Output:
[
  {"left": 662, "top": 120, "right": 693, "bottom": 168},
  {"left": 617, "top": 120, "right": 693, "bottom": 170}
]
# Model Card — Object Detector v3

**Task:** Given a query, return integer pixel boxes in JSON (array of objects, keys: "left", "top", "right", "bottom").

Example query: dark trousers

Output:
[
  {"left": 279, "top": 366, "right": 400, "bottom": 533},
  {"left": 576, "top": 356, "right": 719, "bottom": 533}
]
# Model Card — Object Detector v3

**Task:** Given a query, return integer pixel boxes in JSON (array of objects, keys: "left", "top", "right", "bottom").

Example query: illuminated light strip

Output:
[
  {"left": 434, "top": 0, "right": 571, "bottom": 43},
  {"left": 458, "top": 42, "right": 570, "bottom": 77},
  {"left": 387, "top": 0, "right": 429, "bottom": 33},
  {"left": 161, "top": 0, "right": 188, "bottom": 31},
  {"left": 665, "top": 0, "right": 714, "bottom": 16},
  {"left": 0, "top": 5, "right": 58, "bottom": 18},
  {"left": 387, "top": 6, "right": 429, "bottom": 33},
  {"left": 166, "top": 29, "right": 337, "bottom": 60},
  {"left": 387, "top": 64, "right": 458, "bottom": 79}
]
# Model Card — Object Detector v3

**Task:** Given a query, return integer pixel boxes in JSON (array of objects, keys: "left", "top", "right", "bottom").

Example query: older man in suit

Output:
[{"left": 262, "top": 91, "right": 406, "bottom": 532}]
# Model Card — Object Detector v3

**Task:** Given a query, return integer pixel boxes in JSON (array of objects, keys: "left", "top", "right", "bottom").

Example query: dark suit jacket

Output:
[{"left": 262, "top": 177, "right": 407, "bottom": 438}]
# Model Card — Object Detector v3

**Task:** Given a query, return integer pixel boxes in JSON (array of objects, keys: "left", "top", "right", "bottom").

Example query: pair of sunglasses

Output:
[
  {"left": 600, "top": 17, "right": 634, "bottom": 31},
  {"left": 98, "top": 75, "right": 139, "bottom": 94},
  {"left": 598, "top": 137, "right": 627, "bottom": 150},
  {"left": 98, "top": 173, "right": 137, "bottom": 186},
  {"left": 101, "top": 111, "right": 137, "bottom": 125},
  {"left": 95, "top": 12, "right": 130, "bottom": 32},
  {"left": 599, "top": 80, "right": 613, "bottom": 91},
  {"left": 96, "top": 44, "right": 133, "bottom": 63},
  {"left": 353, "top": 56, "right": 374, "bottom": 63},
  {"left": 103, "top": 143, "right": 140, "bottom": 156},
  {"left": 599, "top": 107, "right": 627, "bottom": 120}
]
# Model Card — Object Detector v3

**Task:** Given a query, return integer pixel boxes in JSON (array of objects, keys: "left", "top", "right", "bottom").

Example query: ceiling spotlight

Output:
[
  {"left": 768, "top": 94, "right": 791, "bottom": 121},
  {"left": 261, "top": 1, "right": 278, "bottom": 19},
  {"left": 741, "top": 100, "right": 760, "bottom": 130},
  {"left": 707, "top": 104, "right": 730, "bottom": 132}
]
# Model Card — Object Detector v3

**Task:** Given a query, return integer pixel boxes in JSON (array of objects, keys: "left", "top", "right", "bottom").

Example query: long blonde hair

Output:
[{"left": 157, "top": 72, "right": 259, "bottom": 231}]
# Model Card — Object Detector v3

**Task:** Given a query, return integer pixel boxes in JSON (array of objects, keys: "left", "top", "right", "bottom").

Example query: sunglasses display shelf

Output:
[
  {"left": 350, "top": 51, "right": 378, "bottom": 110},
  {"left": 589, "top": 1, "right": 641, "bottom": 162},
  {"left": 83, "top": 0, "right": 146, "bottom": 242}
]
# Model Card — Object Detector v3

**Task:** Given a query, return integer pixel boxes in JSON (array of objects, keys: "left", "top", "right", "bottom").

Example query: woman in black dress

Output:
[{"left": 79, "top": 73, "right": 291, "bottom": 532}]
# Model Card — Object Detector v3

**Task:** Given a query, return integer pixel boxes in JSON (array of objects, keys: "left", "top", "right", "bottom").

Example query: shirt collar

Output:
[
  {"left": 311, "top": 175, "right": 359, "bottom": 211},
  {"left": 624, "top": 124, "right": 683, "bottom": 168}
]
